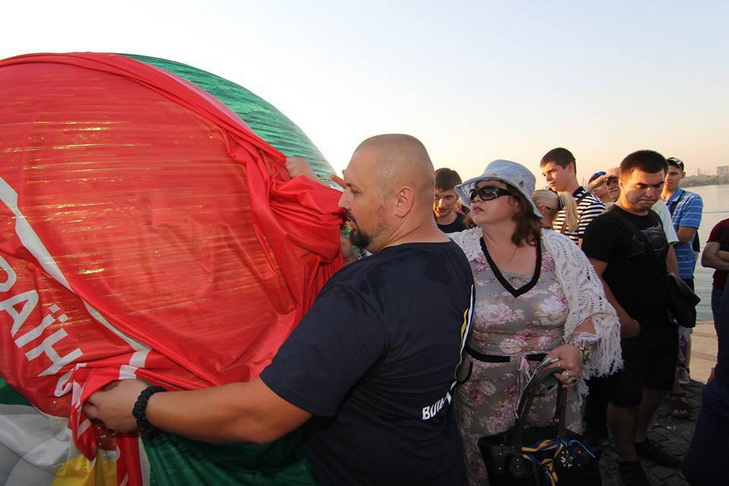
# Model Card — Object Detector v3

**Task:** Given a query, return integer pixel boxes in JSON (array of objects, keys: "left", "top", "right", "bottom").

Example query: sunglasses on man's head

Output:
[{"left": 468, "top": 186, "right": 512, "bottom": 203}]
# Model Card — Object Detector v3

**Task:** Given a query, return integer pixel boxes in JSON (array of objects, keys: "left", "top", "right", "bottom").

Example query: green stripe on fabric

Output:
[
  {"left": 0, "top": 375, "right": 32, "bottom": 406},
  {"left": 123, "top": 54, "right": 335, "bottom": 182},
  {"left": 144, "top": 428, "right": 319, "bottom": 486}
]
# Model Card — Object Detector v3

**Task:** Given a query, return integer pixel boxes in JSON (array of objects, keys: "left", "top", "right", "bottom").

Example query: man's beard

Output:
[{"left": 349, "top": 227, "right": 371, "bottom": 250}]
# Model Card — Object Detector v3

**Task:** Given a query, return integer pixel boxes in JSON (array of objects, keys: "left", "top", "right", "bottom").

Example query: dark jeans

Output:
[
  {"left": 712, "top": 286, "right": 723, "bottom": 334},
  {"left": 583, "top": 376, "right": 609, "bottom": 439},
  {"left": 682, "top": 379, "right": 729, "bottom": 484}
]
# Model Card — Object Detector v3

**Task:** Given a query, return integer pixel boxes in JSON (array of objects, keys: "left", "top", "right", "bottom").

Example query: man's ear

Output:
[{"left": 394, "top": 186, "right": 414, "bottom": 217}]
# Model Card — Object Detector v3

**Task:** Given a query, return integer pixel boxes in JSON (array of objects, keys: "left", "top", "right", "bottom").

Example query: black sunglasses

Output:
[{"left": 468, "top": 186, "right": 512, "bottom": 202}]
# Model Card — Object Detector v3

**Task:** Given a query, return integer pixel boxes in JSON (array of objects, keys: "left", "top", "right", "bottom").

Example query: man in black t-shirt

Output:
[
  {"left": 433, "top": 167, "right": 467, "bottom": 233},
  {"left": 583, "top": 150, "right": 680, "bottom": 485},
  {"left": 85, "top": 135, "right": 475, "bottom": 485}
]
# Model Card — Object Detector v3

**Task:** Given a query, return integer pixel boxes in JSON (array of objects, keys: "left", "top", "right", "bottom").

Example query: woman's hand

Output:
[{"left": 545, "top": 343, "right": 583, "bottom": 388}]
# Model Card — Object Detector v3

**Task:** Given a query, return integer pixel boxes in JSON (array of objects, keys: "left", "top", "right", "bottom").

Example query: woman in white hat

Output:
[{"left": 448, "top": 160, "right": 622, "bottom": 485}]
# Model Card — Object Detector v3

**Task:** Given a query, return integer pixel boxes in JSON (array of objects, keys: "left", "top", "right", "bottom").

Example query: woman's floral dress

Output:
[{"left": 454, "top": 240, "right": 581, "bottom": 486}]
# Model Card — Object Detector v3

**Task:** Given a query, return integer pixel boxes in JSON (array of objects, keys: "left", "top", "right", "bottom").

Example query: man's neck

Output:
[
  {"left": 381, "top": 219, "right": 451, "bottom": 251},
  {"left": 616, "top": 200, "right": 648, "bottom": 216},
  {"left": 563, "top": 180, "right": 580, "bottom": 194},
  {"left": 661, "top": 186, "right": 680, "bottom": 201}
]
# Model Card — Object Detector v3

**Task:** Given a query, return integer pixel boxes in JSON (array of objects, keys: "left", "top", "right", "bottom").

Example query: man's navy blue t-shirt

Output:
[{"left": 261, "top": 241, "right": 474, "bottom": 485}]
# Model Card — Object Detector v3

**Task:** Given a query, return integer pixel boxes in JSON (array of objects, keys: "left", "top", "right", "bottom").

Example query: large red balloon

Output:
[{"left": 0, "top": 53, "right": 344, "bottom": 468}]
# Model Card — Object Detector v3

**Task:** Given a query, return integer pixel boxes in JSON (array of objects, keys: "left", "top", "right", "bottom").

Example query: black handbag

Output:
[
  {"left": 664, "top": 271, "right": 701, "bottom": 328},
  {"left": 477, "top": 367, "right": 597, "bottom": 486}
]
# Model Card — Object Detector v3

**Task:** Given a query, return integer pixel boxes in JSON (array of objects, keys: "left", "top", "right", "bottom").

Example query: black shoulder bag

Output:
[{"left": 477, "top": 367, "right": 597, "bottom": 486}]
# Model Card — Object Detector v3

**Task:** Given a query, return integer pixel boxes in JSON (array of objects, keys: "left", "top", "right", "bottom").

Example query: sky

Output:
[{"left": 2, "top": 1, "right": 728, "bottom": 184}]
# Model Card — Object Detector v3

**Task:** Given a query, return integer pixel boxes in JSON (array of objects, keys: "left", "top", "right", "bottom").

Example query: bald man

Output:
[{"left": 85, "top": 134, "right": 475, "bottom": 485}]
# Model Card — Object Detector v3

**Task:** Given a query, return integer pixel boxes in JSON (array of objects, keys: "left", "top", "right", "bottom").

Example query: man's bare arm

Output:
[
  {"left": 666, "top": 244, "right": 679, "bottom": 275},
  {"left": 675, "top": 226, "right": 697, "bottom": 244},
  {"left": 84, "top": 378, "right": 311, "bottom": 444},
  {"left": 588, "top": 257, "right": 640, "bottom": 337},
  {"left": 702, "top": 241, "right": 729, "bottom": 270}
]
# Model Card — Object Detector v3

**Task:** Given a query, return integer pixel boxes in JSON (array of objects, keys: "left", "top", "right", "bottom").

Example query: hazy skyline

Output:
[{"left": 3, "top": 1, "right": 728, "bottom": 183}]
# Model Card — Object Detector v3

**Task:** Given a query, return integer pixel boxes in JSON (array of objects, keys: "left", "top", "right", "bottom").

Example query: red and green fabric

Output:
[{"left": 0, "top": 52, "right": 340, "bottom": 484}]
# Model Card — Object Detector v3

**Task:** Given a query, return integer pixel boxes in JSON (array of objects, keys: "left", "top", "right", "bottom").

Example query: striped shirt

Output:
[
  {"left": 666, "top": 187, "right": 703, "bottom": 279},
  {"left": 552, "top": 186, "right": 605, "bottom": 243}
]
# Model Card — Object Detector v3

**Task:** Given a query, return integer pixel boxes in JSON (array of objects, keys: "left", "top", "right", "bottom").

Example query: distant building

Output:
[{"left": 718, "top": 166, "right": 729, "bottom": 177}]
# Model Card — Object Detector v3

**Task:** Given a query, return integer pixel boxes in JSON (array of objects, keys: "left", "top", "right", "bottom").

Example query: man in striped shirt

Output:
[
  {"left": 662, "top": 156, "right": 703, "bottom": 391},
  {"left": 540, "top": 147, "right": 605, "bottom": 245}
]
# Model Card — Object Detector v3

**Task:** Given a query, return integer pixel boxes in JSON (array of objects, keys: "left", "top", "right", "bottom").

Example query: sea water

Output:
[{"left": 687, "top": 184, "right": 729, "bottom": 323}]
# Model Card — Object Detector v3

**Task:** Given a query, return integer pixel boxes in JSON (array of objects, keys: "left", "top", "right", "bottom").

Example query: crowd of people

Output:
[{"left": 83, "top": 136, "right": 727, "bottom": 486}]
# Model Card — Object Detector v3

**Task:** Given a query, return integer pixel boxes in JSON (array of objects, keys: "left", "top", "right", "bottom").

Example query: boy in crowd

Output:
[
  {"left": 540, "top": 147, "right": 604, "bottom": 245},
  {"left": 433, "top": 167, "right": 467, "bottom": 232}
]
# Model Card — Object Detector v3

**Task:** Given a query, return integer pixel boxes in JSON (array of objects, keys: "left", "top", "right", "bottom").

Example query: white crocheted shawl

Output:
[{"left": 449, "top": 227, "right": 623, "bottom": 381}]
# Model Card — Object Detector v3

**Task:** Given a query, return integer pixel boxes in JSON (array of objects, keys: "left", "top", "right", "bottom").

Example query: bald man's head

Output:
[
  {"left": 338, "top": 135, "right": 439, "bottom": 252},
  {"left": 352, "top": 134, "right": 435, "bottom": 201}
]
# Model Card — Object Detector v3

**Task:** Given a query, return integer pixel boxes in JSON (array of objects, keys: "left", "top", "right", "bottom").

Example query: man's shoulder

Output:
[
  {"left": 584, "top": 208, "right": 619, "bottom": 232},
  {"left": 574, "top": 188, "right": 604, "bottom": 211},
  {"left": 588, "top": 206, "right": 654, "bottom": 233},
  {"left": 716, "top": 218, "right": 729, "bottom": 230},
  {"left": 354, "top": 241, "right": 468, "bottom": 273},
  {"left": 681, "top": 189, "right": 703, "bottom": 205},
  {"left": 581, "top": 193, "right": 604, "bottom": 207},
  {"left": 708, "top": 218, "right": 729, "bottom": 240},
  {"left": 673, "top": 188, "right": 703, "bottom": 225}
]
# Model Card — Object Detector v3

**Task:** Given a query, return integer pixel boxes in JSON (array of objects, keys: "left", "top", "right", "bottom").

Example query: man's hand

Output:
[
  {"left": 83, "top": 379, "right": 148, "bottom": 433},
  {"left": 286, "top": 157, "right": 318, "bottom": 181},
  {"left": 286, "top": 157, "right": 346, "bottom": 191},
  {"left": 330, "top": 173, "right": 345, "bottom": 189}
]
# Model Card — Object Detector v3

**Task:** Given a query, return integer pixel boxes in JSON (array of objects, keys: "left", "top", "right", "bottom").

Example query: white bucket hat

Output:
[{"left": 456, "top": 159, "right": 542, "bottom": 219}]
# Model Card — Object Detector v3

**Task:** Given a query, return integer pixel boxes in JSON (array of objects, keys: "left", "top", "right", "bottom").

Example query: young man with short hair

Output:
[
  {"left": 433, "top": 167, "right": 467, "bottom": 232},
  {"left": 540, "top": 147, "right": 605, "bottom": 245},
  {"left": 662, "top": 157, "right": 703, "bottom": 387},
  {"left": 583, "top": 150, "right": 682, "bottom": 486}
]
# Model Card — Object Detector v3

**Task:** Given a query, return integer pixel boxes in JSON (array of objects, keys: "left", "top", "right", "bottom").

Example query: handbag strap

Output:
[
  {"left": 608, "top": 207, "right": 666, "bottom": 271},
  {"left": 667, "top": 190, "right": 684, "bottom": 216},
  {"left": 511, "top": 367, "right": 567, "bottom": 448}
]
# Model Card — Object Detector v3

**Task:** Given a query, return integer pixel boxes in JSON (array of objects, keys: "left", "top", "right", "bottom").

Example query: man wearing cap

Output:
[
  {"left": 540, "top": 147, "right": 605, "bottom": 245},
  {"left": 588, "top": 171, "right": 614, "bottom": 205},
  {"left": 661, "top": 156, "right": 703, "bottom": 388}
]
